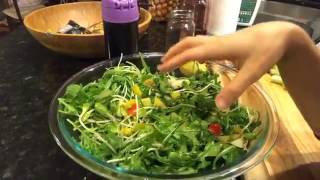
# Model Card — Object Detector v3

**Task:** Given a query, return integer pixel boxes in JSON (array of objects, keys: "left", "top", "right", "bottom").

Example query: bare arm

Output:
[
  {"left": 158, "top": 22, "right": 320, "bottom": 133},
  {"left": 279, "top": 28, "right": 320, "bottom": 132}
]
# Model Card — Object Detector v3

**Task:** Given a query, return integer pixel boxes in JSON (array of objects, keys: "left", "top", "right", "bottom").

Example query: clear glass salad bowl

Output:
[{"left": 48, "top": 52, "right": 279, "bottom": 179}]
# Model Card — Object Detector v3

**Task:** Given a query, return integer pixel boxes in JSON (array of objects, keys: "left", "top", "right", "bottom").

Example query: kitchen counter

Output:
[
  {"left": 0, "top": 22, "right": 166, "bottom": 180},
  {"left": 1, "top": 2, "right": 320, "bottom": 179},
  {"left": 244, "top": 76, "right": 320, "bottom": 180}
]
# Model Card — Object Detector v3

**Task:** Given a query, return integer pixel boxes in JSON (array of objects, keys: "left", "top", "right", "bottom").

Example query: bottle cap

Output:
[{"left": 102, "top": 0, "right": 139, "bottom": 23}]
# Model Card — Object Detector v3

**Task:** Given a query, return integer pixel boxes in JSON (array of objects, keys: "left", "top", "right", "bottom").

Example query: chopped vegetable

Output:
[
  {"left": 121, "top": 127, "right": 134, "bottom": 136},
  {"left": 270, "top": 65, "right": 280, "bottom": 76},
  {"left": 168, "top": 76, "right": 184, "bottom": 89},
  {"left": 230, "top": 137, "right": 247, "bottom": 149},
  {"left": 143, "top": 78, "right": 155, "bottom": 87},
  {"left": 271, "top": 75, "right": 283, "bottom": 85},
  {"left": 58, "top": 56, "right": 260, "bottom": 174},
  {"left": 269, "top": 66, "right": 285, "bottom": 86},
  {"left": 124, "top": 99, "right": 136, "bottom": 109},
  {"left": 132, "top": 84, "right": 143, "bottom": 97},
  {"left": 170, "top": 91, "right": 181, "bottom": 99},
  {"left": 179, "top": 61, "right": 207, "bottom": 76},
  {"left": 153, "top": 97, "right": 166, "bottom": 108},
  {"left": 127, "top": 103, "right": 137, "bottom": 116},
  {"left": 208, "top": 123, "right": 222, "bottom": 136},
  {"left": 141, "top": 98, "right": 152, "bottom": 107},
  {"left": 217, "top": 135, "right": 231, "bottom": 143}
]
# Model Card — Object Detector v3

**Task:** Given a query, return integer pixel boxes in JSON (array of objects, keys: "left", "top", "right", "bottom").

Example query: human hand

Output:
[{"left": 158, "top": 22, "right": 301, "bottom": 110}]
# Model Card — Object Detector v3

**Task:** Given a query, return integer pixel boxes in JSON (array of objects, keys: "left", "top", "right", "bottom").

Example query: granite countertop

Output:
[{"left": 0, "top": 22, "right": 166, "bottom": 180}]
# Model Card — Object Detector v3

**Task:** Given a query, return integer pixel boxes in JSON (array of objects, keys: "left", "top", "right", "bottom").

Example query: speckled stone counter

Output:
[{"left": 0, "top": 22, "right": 166, "bottom": 180}]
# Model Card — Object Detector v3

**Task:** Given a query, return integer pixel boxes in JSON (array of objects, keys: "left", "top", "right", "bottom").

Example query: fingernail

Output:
[
  {"left": 160, "top": 57, "right": 165, "bottom": 62},
  {"left": 157, "top": 65, "right": 163, "bottom": 71},
  {"left": 216, "top": 96, "right": 228, "bottom": 110}
]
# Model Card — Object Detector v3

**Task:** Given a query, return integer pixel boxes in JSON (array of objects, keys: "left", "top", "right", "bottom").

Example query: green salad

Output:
[{"left": 58, "top": 56, "right": 261, "bottom": 174}]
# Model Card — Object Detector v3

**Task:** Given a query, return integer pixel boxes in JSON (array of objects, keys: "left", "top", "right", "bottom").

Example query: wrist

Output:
[
  {"left": 284, "top": 23, "right": 313, "bottom": 57},
  {"left": 278, "top": 24, "right": 320, "bottom": 136}
]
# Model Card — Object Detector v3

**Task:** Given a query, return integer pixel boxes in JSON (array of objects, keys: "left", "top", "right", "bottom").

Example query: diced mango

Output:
[
  {"left": 120, "top": 127, "right": 134, "bottom": 136},
  {"left": 170, "top": 91, "right": 181, "bottom": 99},
  {"left": 141, "top": 98, "right": 152, "bottom": 107},
  {"left": 154, "top": 97, "right": 166, "bottom": 108},
  {"left": 179, "top": 61, "right": 207, "bottom": 76},
  {"left": 132, "top": 84, "right": 143, "bottom": 97},
  {"left": 143, "top": 79, "right": 155, "bottom": 87},
  {"left": 123, "top": 99, "right": 136, "bottom": 109}
]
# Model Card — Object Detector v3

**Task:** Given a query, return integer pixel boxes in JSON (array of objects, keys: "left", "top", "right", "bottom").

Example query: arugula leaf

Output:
[
  {"left": 65, "top": 84, "right": 82, "bottom": 98},
  {"left": 192, "top": 94, "right": 215, "bottom": 118},
  {"left": 140, "top": 53, "right": 150, "bottom": 74},
  {"left": 58, "top": 58, "right": 260, "bottom": 174},
  {"left": 222, "top": 147, "right": 246, "bottom": 165},
  {"left": 58, "top": 98, "right": 78, "bottom": 116}
]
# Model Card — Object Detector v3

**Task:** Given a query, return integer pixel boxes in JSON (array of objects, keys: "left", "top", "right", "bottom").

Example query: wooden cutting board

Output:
[{"left": 244, "top": 75, "right": 320, "bottom": 180}]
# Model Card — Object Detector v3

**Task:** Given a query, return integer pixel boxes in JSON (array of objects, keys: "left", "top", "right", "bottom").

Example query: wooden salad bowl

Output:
[{"left": 24, "top": 2, "right": 152, "bottom": 58}]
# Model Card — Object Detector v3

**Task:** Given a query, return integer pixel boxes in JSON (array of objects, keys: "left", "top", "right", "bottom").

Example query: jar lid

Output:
[{"left": 102, "top": 0, "right": 139, "bottom": 23}]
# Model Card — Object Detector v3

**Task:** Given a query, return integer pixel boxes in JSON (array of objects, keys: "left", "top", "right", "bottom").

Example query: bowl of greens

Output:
[{"left": 49, "top": 52, "right": 279, "bottom": 179}]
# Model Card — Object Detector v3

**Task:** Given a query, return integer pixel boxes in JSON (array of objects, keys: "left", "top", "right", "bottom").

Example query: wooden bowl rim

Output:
[{"left": 24, "top": 2, "right": 152, "bottom": 37}]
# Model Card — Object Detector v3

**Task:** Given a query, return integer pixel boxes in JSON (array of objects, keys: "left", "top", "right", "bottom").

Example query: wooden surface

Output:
[{"left": 244, "top": 75, "right": 320, "bottom": 180}]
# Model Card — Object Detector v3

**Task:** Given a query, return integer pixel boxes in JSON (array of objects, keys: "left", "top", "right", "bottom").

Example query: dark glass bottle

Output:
[
  {"left": 102, "top": 0, "right": 139, "bottom": 58},
  {"left": 194, "top": 0, "right": 207, "bottom": 34}
]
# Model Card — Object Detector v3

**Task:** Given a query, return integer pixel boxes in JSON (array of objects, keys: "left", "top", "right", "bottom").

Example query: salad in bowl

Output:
[{"left": 49, "top": 53, "right": 278, "bottom": 179}]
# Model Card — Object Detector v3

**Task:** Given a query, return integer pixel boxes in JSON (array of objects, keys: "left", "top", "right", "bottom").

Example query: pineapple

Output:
[{"left": 148, "top": 0, "right": 180, "bottom": 21}]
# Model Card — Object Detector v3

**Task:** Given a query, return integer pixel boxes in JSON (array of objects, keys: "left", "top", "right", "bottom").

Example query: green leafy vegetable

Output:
[{"left": 58, "top": 56, "right": 261, "bottom": 174}]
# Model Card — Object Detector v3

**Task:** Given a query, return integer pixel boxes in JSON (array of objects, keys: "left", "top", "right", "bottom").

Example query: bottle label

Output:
[{"left": 102, "top": 0, "right": 139, "bottom": 23}]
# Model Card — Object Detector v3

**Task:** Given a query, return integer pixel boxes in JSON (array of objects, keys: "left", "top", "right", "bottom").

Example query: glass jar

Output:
[
  {"left": 179, "top": 0, "right": 207, "bottom": 34},
  {"left": 165, "top": 9, "right": 195, "bottom": 50}
]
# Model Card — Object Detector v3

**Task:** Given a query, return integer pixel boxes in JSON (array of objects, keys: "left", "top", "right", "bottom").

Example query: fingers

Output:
[
  {"left": 158, "top": 44, "right": 210, "bottom": 72},
  {"left": 161, "top": 36, "right": 208, "bottom": 63},
  {"left": 158, "top": 37, "right": 244, "bottom": 72},
  {"left": 160, "top": 27, "right": 261, "bottom": 72},
  {"left": 215, "top": 60, "right": 263, "bottom": 110}
]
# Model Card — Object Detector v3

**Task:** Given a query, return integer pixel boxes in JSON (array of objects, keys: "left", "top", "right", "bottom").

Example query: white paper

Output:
[{"left": 206, "top": 0, "right": 242, "bottom": 36}]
